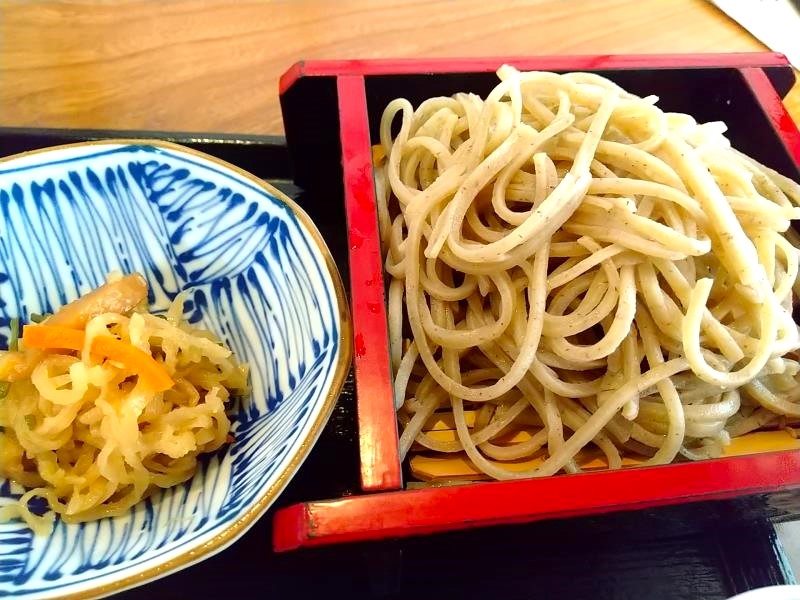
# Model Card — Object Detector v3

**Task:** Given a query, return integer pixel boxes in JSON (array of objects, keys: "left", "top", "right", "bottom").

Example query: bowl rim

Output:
[{"left": 0, "top": 139, "right": 353, "bottom": 599}]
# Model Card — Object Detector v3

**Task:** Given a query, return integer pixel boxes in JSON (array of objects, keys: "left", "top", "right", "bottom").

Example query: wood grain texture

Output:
[{"left": 0, "top": 0, "right": 797, "bottom": 135}]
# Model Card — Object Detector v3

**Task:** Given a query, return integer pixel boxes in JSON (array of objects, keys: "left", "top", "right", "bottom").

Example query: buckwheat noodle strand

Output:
[{"left": 378, "top": 66, "right": 800, "bottom": 481}]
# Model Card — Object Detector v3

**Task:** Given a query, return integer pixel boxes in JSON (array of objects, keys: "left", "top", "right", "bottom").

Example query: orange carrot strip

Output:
[
  {"left": 21, "top": 325, "right": 84, "bottom": 352},
  {"left": 22, "top": 324, "right": 173, "bottom": 392},
  {"left": 92, "top": 336, "right": 174, "bottom": 392}
]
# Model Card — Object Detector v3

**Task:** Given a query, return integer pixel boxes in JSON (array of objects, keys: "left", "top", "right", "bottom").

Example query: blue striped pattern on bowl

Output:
[{"left": 0, "top": 141, "right": 350, "bottom": 599}]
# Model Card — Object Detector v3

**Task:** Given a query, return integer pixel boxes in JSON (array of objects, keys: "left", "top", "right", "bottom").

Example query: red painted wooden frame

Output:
[
  {"left": 278, "top": 52, "right": 794, "bottom": 93},
  {"left": 337, "top": 74, "right": 402, "bottom": 491},
  {"left": 275, "top": 53, "right": 800, "bottom": 551},
  {"left": 273, "top": 450, "right": 800, "bottom": 551},
  {"left": 742, "top": 66, "right": 800, "bottom": 165}
]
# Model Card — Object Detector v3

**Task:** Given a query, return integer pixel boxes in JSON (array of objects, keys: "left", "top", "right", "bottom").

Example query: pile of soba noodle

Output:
[
  {"left": 0, "top": 273, "right": 247, "bottom": 531},
  {"left": 375, "top": 65, "right": 800, "bottom": 480}
]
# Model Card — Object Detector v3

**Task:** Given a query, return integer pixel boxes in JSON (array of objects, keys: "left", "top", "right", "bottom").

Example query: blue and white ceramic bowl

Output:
[{"left": 0, "top": 141, "right": 352, "bottom": 598}]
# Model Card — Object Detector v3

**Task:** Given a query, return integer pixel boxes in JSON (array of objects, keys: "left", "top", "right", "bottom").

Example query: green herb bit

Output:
[
  {"left": 8, "top": 317, "right": 19, "bottom": 351},
  {"left": 24, "top": 414, "right": 35, "bottom": 428},
  {"left": 30, "top": 313, "right": 51, "bottom": 323},
  {"left": 0, "top": 381, "right": 8, "bottom": 399}
]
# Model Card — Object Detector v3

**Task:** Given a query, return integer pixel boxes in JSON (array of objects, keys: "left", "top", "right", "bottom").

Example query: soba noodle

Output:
[{"left": 376, "top": 66, "right": 800, "bottom": 481}]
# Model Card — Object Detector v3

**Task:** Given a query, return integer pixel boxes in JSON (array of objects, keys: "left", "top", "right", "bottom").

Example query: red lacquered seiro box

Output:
[{"left": 273, "top": 53, "right": 800, "bottom": 551}]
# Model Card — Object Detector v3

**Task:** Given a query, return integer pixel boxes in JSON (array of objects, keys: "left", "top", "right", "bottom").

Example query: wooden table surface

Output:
[{"left": 0, "top": 0, "right": 798, "bottom": 136}]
